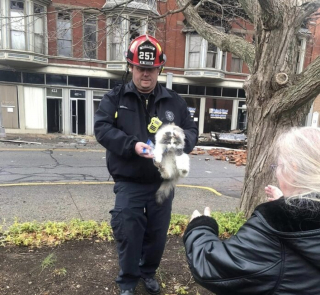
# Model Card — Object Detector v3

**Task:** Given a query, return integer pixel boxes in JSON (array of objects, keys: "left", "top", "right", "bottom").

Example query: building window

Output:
[
  {"left": 206, "top": 43, "right": 217, "bottom": 68},
  {"left": 230, "top": 54, "right": 243, "bottom": 73},
  {"left": 23, "top": 72, "right": 45, "bottom": 84},
  {"left": 34, "top": 4, "right": 45, "bottom": 54},
  {"left": 129, "top": 18, "right": 143, "bottom": 41},
  {"left": 57, "top": 12, "right": 72, "bottom": 57},
  {"left": 46, "top": 74, "right": 67, "bottom": 85},
  {"left": 107, "top": 16, "right": 152, "bottom": 61},
  {"left": 221, "top": 51, "right": 227, "bottom": 71},
  {"left": 188, "top": 34, "right": 201, "bottom": 68},
  {"left": 296, "top": 38, "right": 306, "bottom": 74},
  {"left": 90, "top": 78, "right": 108, "bottom": 89},
  {"left": 10, "top": 0, "right": 26, "bottom": 50},
  {"left": 68, "top": 76, "right": 88, "bottom": 87},
  {"left": 204, "top": 98, "right": 233, "bottom": 133},
  {"left": 109, "top": 17, "right": 124, "bottom": 61},
  {"left": 186, "top": 33, "right": 225, "bottom": 70},
  {"left": 147, "top": 20, "right": 156, "bottom": 36},
  {"left": 83, "top": 14, "right": 97, "bottom": 59},
  {"left": 0, "top": 70, "right": 22, "bottom": 83},
  {"left": 237, "top": 101, "right": 247, "bottom": 130}
]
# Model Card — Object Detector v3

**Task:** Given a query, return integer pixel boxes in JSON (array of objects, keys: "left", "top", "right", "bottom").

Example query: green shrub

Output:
[
  {"left": 211, "top": 211, "right": 246, "bottom": 238},
  {"left": 1, "top": 212, "right": 246, "bottom": 247},
  {"left": 1, "top": 218, "right": 114, "bottom": 247}
]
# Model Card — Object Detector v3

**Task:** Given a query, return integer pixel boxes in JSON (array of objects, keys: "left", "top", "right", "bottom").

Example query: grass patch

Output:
[
  {"left": 168, "top": 211, "right": 246, "bottom": 237},
  {"left": 0, "top": 212, "right": 246, "bottom": 247},
  {"left": 0, "top": 218, "right": 114, "bottom": 247}
]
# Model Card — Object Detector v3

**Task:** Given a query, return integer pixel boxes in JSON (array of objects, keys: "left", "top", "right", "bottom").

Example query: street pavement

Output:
[{"left": 0, "top": 134, "right": 243, "bottom": 227}]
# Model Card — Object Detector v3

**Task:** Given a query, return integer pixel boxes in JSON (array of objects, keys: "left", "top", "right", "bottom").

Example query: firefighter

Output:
[{"left": 94, "top": 34, "right": 198, "bottom": 295}]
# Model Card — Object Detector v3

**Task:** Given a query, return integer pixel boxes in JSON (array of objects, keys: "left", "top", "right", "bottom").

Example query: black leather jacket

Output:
[
  {"left": 183, "top": 197, "right": 320, "bottom": 295},
  {"left": 94, "top": 81, "right": 198, "bottom": 183}
]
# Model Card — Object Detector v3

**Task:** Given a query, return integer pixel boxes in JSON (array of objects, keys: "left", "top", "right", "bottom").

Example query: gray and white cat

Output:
[{"left": 153, "top": 123, "right": 190, "bottom": 204}]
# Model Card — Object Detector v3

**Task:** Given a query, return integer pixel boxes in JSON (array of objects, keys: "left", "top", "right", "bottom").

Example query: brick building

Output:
[{"left": 0, "top": 0, "right": 319, "bottom": 136}]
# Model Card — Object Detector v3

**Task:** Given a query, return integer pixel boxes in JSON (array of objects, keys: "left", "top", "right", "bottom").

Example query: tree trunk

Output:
[
  {"left": 237, "top": 4, "right": 316, "bottom": 217},
  {"left": 239, "top": 91, "right": 312, "bottom": 216}
]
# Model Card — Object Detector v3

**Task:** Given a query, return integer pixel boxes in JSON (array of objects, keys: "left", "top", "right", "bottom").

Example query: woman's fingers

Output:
[
  {"left": 190, "top": 210, "right": 201, "bottom": 221},
  {"left": 204, "top": 207, "right": 211, "bottom": 216}
]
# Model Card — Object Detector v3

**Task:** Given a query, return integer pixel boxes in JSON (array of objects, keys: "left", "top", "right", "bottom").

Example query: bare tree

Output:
[{"left": 175, "top": 0, "right": 320, "bottom": 216}]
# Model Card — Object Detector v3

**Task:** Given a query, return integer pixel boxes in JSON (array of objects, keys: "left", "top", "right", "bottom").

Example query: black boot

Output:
[
  {"left": 120, "top": 289, "right": 134, "bottom": 295},
  {"left": 141, "top": 277, "right": 160, "bottom": 295}
]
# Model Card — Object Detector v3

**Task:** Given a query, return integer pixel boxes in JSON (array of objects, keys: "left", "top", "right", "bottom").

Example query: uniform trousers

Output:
[{"left": 110, "top": 181, "right": 174, "bottom": 290}]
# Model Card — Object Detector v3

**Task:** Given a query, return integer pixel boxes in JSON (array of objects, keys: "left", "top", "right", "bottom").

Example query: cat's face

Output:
[
  {"left": 161, "top": 131, "right": 183, "bottom": 148},
  {"left": 156, "top": 124, "right": 185, "bottom": 150}
]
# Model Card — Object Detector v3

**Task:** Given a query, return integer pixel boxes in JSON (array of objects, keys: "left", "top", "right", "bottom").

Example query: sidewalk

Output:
[
  {"left": 0, "top": 183, "right": 240, "bottom": 228},
  {"left": 0, "top": 133, "right": 100, "bottom": 149}
]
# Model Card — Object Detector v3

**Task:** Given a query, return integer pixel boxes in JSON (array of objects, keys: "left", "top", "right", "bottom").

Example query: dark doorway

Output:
[
  {"left": 71, "top": 99, "right": 86, "bottom": 135},
  {"left": 78, "top": 100, "right": 86, "bottom": 135},
  {"left": 47, "top": 99, "right": 62, "bottom": 133}
]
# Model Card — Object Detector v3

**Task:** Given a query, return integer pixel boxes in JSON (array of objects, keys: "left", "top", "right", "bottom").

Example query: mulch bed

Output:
[{"left": 0, "top": 236, "right": 212, "bottom": 295}]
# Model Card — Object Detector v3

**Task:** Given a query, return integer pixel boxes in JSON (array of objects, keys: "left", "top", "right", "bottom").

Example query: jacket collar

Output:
[
  {"left": 255, "top": 195, "right": 320, "bottom": 232},
  {"left": 123, "top": 80, "right": 173, "bottom": 103}
]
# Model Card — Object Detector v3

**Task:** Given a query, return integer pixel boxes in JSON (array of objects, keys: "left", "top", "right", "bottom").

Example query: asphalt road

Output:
[
  {"left": 0, "top": 142, "right": 244, "bottom": 226},
  {"left": 0, "top": 147, "right": 245, "bottom": 197}
]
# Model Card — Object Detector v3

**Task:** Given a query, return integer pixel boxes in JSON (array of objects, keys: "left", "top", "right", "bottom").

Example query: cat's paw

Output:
[
  {"left": 179, "top": 169, "right": 189, "bottom": 178},
  {"left": 160, "top": 170, "right": 171, "bottom": 179},
  {"left": 153, "top": 160, "right": 161, "bottom": 168},
  {"left": 153, "top": 154, "right": 163, "bottom": 164}
]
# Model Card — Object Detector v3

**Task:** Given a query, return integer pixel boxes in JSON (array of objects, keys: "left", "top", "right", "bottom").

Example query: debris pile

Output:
[
  {"left": 198, "top": 130, "right": 247, "bottom": 149},
  {"left": 207, "top": 149, "right": 247, "bottom": 166},
  {"left": 190, "top": 148, "right": 247, "bottom": 166},
  {"left": 190, "top": 148, "right": 206, "bottom": 155}
]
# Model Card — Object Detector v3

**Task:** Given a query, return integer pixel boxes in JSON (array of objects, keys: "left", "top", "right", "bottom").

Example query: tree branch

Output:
[
  {"left": 238, "top": 0, "right": 257, "bottom": 23},
  {"left": 257, "top": 0, "right": 283, "bottom": 29},
  {"left": 271, "top": 56, "right": 320, "bottom": 115},
  {"left": 297, "top": 0, "right": 320, "bottom": 23},
  {"left": 176, "top": 0, "right": 255, "bottom": 72},
  {"left": 153, "top": 0, "right": 192, "bottom": 19}
]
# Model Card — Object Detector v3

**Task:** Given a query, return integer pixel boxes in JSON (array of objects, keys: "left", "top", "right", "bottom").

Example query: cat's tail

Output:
[{"left": 156, "top": 179, "right": 177, "bottom": 205}]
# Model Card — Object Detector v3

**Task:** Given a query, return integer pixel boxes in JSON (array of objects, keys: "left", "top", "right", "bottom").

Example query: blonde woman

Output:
[{"left": 184, "top": 127, "right": 320, "bottom": 295}]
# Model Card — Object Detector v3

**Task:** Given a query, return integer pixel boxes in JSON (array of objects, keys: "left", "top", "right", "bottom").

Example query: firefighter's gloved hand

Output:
[{"left": 190, "top": 207, "right": 211, "bottom": 222}]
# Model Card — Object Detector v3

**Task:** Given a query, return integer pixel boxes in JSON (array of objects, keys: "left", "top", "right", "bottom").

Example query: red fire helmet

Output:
[{"left": 125, "top": 35, "right": 166, "bottom": 68}]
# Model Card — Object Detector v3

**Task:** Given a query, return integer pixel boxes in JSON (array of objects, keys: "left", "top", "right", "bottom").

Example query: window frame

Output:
[
  {"left": 129, "top": 17, "right": 144, "bottom": 42},
  {"left": 230, "top": 54, "right": 243, "bottom": 73},
  {"left": 186, "top": 33, "right": 225, "bottom": 70},
  {"left": 10, "top": 0, "right": 26, "bottom": 50},
  {"left": 33, "top": 3, "right": 45, "bottom": 54},
  {"left": 83, "top": 13, "right": 97, "bottom": 60},
  {"left": 188, "top": 34, "right": 202, "bottom": 68},
  {"left": 206, "top": 43, "right": 218, "bottom": 68},
  {"left": 57, "top": 10, "right": 72, "bottom": 57},
  {"left": 296, "top": 37, "right": 306, "bottom": 74},
  {"left": 107, "top": 16, "right": 125, "bottom": 61},
  {"left": 107, "top": 15, "right": 151, "bottom": 62}
]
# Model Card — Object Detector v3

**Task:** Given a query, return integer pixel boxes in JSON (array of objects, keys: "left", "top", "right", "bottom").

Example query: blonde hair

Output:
[{"left": 275, "top": 127, "right": 320, "bottom": 201}]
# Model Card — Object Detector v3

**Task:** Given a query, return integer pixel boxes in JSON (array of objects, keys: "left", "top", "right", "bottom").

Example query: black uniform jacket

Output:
[
  {"left": 183, "top": 196, "right": 320, "bottom": 295},
  {"left": 94, "top": 80, "right": 198, "bottom": 183}
]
